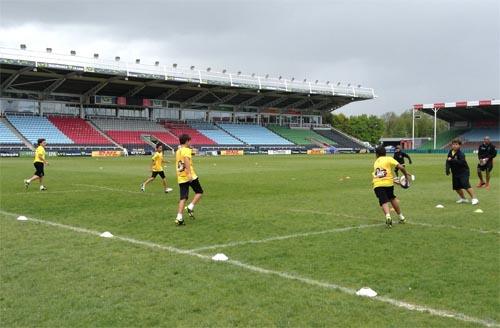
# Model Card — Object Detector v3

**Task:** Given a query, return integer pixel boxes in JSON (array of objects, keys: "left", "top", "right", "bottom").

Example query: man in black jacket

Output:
[
  {"left": 446, "top": 139, "right": 479, "bottom": 205},
  {"left": 393, "top": 145, "right": 412, "bottom": 177},
  {"left": 477, "top": 136, "right": 497, "bottom": 190}
]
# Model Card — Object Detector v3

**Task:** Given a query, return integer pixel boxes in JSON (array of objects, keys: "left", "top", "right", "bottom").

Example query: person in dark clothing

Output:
[
  {"left": 393, "top": 145, "right": 412, "bottom": 177},
  {"left": 446, "top": 139, "right": 478, "bottom": 205},
  {"left": 476, "top": 136, "right": 497, "bottom": 189}
]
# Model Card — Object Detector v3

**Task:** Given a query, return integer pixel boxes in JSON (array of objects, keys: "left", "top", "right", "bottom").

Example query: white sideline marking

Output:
[
  {"left": 0, "top": 210, "right": 498, "bottom": 328},
  {"left": 289, "top": 209, "right": 500, "bottom": 235},
  {"left": 187, "top": 223, "right": 382, "bottom": 252},
  {"left": 74, "top": 183, "right": 153, "bottom": 195},
  {"left": 13, "top": 189, "right": 100, "bottom": 195}
]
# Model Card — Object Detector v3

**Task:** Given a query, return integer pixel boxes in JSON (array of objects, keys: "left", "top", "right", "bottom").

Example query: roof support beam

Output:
[
  {"left": 260, "top": 96, "right": 290, "bottom": 109},
  {"left": 83, "top": 76, "right": 120, "bottom": 97},
  {"left": 236, "top": 94, "right": 265, "bottom": 108},
  {"left": 286, "top": 98, "right": 311, "bottom": 109},
  {"left": 42, "top": 72, "right": 79, "bottom": 95},
  {"left": 1, "top": 66, "right": 33, "bottom": 90}
]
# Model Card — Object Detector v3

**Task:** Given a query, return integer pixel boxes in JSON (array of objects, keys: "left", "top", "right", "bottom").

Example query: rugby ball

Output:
[{"left": 399, "top": 175, "right": 413, "bottom": 189}]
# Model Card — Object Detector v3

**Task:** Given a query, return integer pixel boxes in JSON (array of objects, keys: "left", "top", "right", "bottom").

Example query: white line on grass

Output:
[
  {"left": 289, "top": 209, "right": 500, "bottom": 235},
  {"left": 0, "top": 209, "right": 497, "bottom": 328},
  {"left": 74, "top": 183, "right": 154, "bottom": 195},
  {"left": 12, "top": 189, "right": 101, "bottom": 195},
  {"left": 187, "top": 223, "right": 382, "bottom": 252}
]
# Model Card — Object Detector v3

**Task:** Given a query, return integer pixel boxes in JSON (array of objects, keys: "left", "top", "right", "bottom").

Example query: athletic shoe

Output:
[
  {"left": 476, "top": 182, "right": 485, "bottom": 188},
  {"left": 471, "top": 198, "right": 479, "bottom": 205},
  {"left": 456, "top": 198, "right": 469, "bottom": 204},
  {"left": 140, "top": 184, "right": 145, "bottom": 192},
  {"left": 385, "top": 217, "right": 392, "bottom": 228},
  {"left": 165, "top": 188, "right": 173, "bottom": 193},
  {"left": 40, "top": 186, "right": 47, "bottom": 191},
  {"left": 185, "top": 206, "right": 195, "bottom": 219},
  {"left": 399, "top": 215, "right": 406, "bottom": 224},
  {"left": 24, "top": 179, "right": 30, "bottom": 189},
  {"left": 484, "top": 183, "right": 490, "bottom": 190},
  {"left": 175, "top": 219, "right": 185, "bottom": 226}
]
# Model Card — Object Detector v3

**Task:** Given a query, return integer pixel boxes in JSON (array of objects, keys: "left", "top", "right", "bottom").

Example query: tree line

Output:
[{"left": 322, "top": 110, "right": 449, "bottom": 145}]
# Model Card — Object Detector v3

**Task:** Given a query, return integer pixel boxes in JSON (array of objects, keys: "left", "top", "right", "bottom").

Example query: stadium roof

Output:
[
  {"left": 413, "top": 99, "right": 500, "bottom": 122},
  {"left": 0, "top": 46, "right": 376, "bottom": 113}
]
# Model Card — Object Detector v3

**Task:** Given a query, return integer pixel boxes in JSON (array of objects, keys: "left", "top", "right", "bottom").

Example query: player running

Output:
[
  {"left": 140, "top": 143, "right": 173, "bottom": 193},
  {"left": 446, "top": 139, "right": 478, "bottom": 204},
  {"left": 174, "top": 134, "right": 204, "bottom": 226},
  {"left": 393, "top": 145, "right": 412, "bottom": 177},
  {"left": 24, "top": 138, "right": 48, "bottom": 191},
  {"left": 476, "top": 136, "right": 497, "bottom": 190},
  {"left": 372, "top": 146, "right": 410, "bottom": 228}
]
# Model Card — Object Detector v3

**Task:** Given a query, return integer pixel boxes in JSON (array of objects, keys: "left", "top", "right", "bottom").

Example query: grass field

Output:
[{"left": 1, "top": 154, "right": 499, "bottom": 327}]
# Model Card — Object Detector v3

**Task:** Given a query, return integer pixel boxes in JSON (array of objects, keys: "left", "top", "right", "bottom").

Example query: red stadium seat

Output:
[{"left": 48, "top": 116, "right": 112, "bottom": 145}]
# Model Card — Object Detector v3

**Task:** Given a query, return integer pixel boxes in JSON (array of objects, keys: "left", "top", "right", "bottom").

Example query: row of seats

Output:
[
  {"left": 2, "top": 115, "right": 363, "bottom": 148},
  {"left": 164, "top": 122, "right": 216, "bottom": 145},
  {"left": 48, "top": 116, "right": 112, "bottom": 145},
  {"left": 267, "top": 125, "right": 336, "bottom": 146},
  {"left": 106, "top": 131, "right": 178, "bottom": 145},
  {"left": 314, "top": 129, "right": 360, "bottom": 148},
  {"left": 92, "top": 118, "right": 167, "bottom": 132},
  {"left": 218, "top": 124, "right": 293, "bottom": 145},
  {"left": 0, "top": 121, "right": 23, "bottom": 144},
  {"left": 7, "top": 115, "right": 74, "bottom": 144},
  {"left": 459, "top": 128, "right": 500, "bottom": 142}
]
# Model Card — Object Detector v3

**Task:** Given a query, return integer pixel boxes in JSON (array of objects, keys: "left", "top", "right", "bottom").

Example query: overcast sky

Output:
[{"left": 0, "top": 0, "right": 499, "bottom": 116}]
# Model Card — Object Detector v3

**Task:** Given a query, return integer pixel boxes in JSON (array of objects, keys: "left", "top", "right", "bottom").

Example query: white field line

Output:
[
  {"left": 12, "top": 189, "right": 101, "bottom": 195},
  {"left": 74, "top": 183, "right": 154, "bottom": 195},
  {"left": 187, "top": 223, "right": 382, "bottom": 252},
  {"left": 289, "top": 209, "right": 500, "bottom": 235},
  {"left": 0, "top": 210, "right": 498, "bottom": 328}
]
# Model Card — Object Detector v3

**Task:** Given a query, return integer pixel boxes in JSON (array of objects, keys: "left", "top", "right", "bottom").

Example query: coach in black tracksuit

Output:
[
  {"left": 446, "top": 139, "right": 478, "bottom": 204},
  {"left": 393, "top": 145, "right": 412, "bottom": 177},
  {"left": 477, "top": 136, "right": 497, "bottom": 188}
]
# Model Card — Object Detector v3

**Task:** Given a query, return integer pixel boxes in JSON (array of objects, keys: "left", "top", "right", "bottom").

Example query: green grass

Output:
[{"left": 1, "top": 154, "right": 499, "bottom": 327}]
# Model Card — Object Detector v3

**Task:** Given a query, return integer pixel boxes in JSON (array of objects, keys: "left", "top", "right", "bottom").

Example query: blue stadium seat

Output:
[
  {"left": 197, "top": 129, "right": 243, "bottom": 145},
  {"left": 460, "top": 128, "right": 500, "bottom": 142},
  {"left": 0, "top": 121, "right": 23, "bottom": 144},
  {"left": 7, "top": 115, "right": 73, "bottom": 144},
  {"left": 217, "top": 124, "right": 293, "bottom": 145}
]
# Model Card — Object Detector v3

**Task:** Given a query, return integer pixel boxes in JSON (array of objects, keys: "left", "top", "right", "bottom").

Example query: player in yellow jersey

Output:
[
  {"left": 140, "top": 143, "right": 173, "bottom": 193},
  {"left": 174, "top": 134, "right": 204, "bottom": 225},
  {"left": 24, "top": 138, "right": 48, "bottom": 191},
  {"left": 372, "top": 146, "right": 411, "bottom": 228}
]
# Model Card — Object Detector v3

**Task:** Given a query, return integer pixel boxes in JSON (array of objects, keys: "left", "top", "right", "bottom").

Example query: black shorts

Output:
[
  {"left": 151, "top": 171, "right": 165, "bottom": 179},
  {"left": 179, "top": 178, "right": 203, "bottom": 200},
  {"left": 477, "top": 161, "right": 493, "bottom": 172},
  {"left": 374, "top": 186, "right": 396, "bottom": 206},
  {"left": 34, "top": 162, "right": 44, "bottom": 177},
  {"left": 452, "top": 174, "right": 471, "bottom": 190}
]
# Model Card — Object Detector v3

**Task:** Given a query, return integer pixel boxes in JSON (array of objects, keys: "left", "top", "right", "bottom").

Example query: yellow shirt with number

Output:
[
  {"left": 34, "top": 146, "right": 45, "bottom": 163},
  {"left": 176, "top": 146, "right": 197, "bottom": 184},
  {"left": 372, "top": 156, "right": 399, "bottom": 189},
  {"left": 151, "top": 151, "right": 163, "bottom": 172}
]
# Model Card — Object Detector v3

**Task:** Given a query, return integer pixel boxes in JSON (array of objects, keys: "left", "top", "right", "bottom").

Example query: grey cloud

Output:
[{"left": 1, "top": 0, "right": 498, "bottom": 115}]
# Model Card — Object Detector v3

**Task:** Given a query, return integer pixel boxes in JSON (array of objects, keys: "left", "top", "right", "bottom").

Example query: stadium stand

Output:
[
  {"left": 163, "top": 121, "right": 216, "bottom": 145},
  {"left": 48, "top": 116, "right": 112, "bottom": 145},
  {"left": 418, "top": 129, "right": 470, "bottom": 150},
  {"left": 267, "top": 125, "right": 336, "bottom": 146},
  {"left": 188, "top": 121, "right": 243, "bottom": 145},
  {"left": 217, "top": 123, "right": 293, "bottom": 145},
  {"left": 7, "top": 115, "right": 74, "bottom": 145},
  {"left": 91, "top": 118, "right": 178, "bottom": 145},
  {"left": 314, "top": 128, "right": 363, "bottom": 148},
  {"left": 460, "top": 128, "right": 500, "bottom": 142},
  {"left": 0, "top": 120, "right": 23, "bottom": 144}
]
